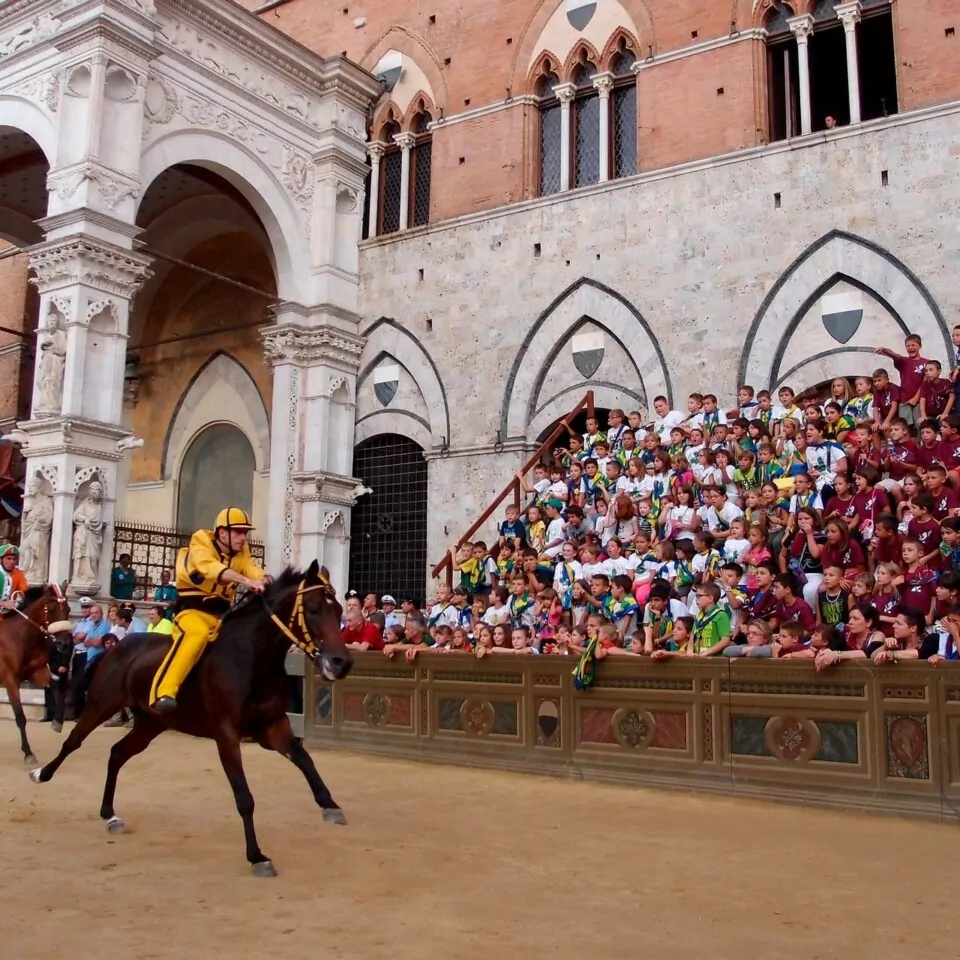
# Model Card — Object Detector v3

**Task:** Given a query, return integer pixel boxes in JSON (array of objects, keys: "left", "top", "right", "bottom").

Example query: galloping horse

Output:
[
  {"left": 0, "top": 583, "right": 72, "bottom": 764},
  {"left": 31, "top": 561, "right": 353, "bottom": 877}
]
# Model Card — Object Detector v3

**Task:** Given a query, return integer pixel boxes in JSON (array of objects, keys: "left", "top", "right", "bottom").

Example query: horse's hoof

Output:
[
  {"left": 29, "top": 767, "right": 43, "bottom": 783},
  {"left": 323, "top": 807, "right": 347, "bottom": 825},
  {"left": 24, "top": 754, "right": 37, "bottom": 766},
  {"left": 252, "top": 860, "right": 277, "bottom": 878},
  {"left": 105, "top": 817, "right": 126, "bottom": 835},
  {"left": 52, "top": 721, "right": 62, "bottom": 734}
]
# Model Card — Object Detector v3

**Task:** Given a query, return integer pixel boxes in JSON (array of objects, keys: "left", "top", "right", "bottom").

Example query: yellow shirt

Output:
[{"left": 175, "top": 529, "right": 264, "bottom": 609}]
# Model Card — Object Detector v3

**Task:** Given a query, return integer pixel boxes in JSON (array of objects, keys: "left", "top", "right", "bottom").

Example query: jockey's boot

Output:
[{"left": 152, "top": 696, "right": 177, "bottom": 714}]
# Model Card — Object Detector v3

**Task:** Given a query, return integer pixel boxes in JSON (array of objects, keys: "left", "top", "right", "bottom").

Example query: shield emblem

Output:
[
  {"left": 373, "top": 362, "right": 400, "bottom": 406},
  {"left": 571, "top": 330, "right": 604, "bottom": 379},
  {"left": 821, "top": 291, "right": 863, "bottom": 344},
  {"left": 566, "top": 0, "right": 596, "bottom": 30},
  {"left": 372, "top": 50, "right": 403, "bottom": 92}
]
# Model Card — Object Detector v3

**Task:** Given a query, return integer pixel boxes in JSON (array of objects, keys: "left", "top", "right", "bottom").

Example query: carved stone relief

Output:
[
  {"left": 20, "top": 471, "right": 54, "bottom": 584},
  {"left": 35, "top": 300, "right": 68, "bottom": 417}
]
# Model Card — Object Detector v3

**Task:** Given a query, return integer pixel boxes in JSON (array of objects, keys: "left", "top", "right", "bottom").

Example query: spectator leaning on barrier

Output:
[{"left": 147, "top": 604, "right": 174, "bottom": 636}]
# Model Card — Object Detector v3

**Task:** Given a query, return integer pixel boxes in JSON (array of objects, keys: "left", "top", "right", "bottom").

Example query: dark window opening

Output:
[
  {"left": 379, "top": 149, "right": 402, "bottom": 235},
  {"left": 809, "top": 21, "right": 849, "bottom": 131},
  {"left": 360, "top": 152, "right": 372, "bottom": 241},
  {"left": 537, "top": 67, "right": 561, "bottom": 197},
  {"left": 572, "top": 60, "right": 599, "bottom": 188},
  {"left": 537, "top": 408, "right": 612, "bottom": 447},
  {"left": 610, "top": 48, "right": 638, "bottom": 179},
  {"left": 767, "top": 38, "right": 800, "bottom": 142},
  {"left": 858, "top": 8, "right": 898, "bottom": 121},
  {"left": 349, "top": 435, "right": 428, "bottom": 606}
]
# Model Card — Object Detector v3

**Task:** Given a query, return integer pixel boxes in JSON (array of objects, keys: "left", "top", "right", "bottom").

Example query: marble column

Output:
[
  {"left": 593, "top": 72, "right": 614, "bottom": 182},
  {"left": 553, "top": 83, "right": 576, "bottom": 191},
  {"left": 788, "top": 14, "right": 815, "bottom": 136},
  {"left": 836, "top": 0, "right": 863, "bottom": 124},
  {"left": 366, "top": 141, "right": 386, "bottom": 237},
  {"left": 394, "top": 132, "right": 416, "bottom": 231}
]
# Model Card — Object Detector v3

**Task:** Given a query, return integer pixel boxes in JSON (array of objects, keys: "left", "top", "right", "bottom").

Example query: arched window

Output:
[
  {"left": 572, "top": 56, "right": 599, "bottom": 188},
  {"left": 410, "top": 108, "right": 432, "bottom": 228},
  {"left": 765, "top": 3, "right": 800, "bottom": 142},
  {"left": 610, "top": 43, "right": 638, "bottom": 179},
  {"left": 378, "top": 118, "right": 402, "bottom": 235},
  {"left": 177, "top": 424, "right": 255, "bottom": 533},
  {"left": 349, "top": 435, "right": 428, "bottom": 604},
  {"left": 537, "top": 64, "right": 562, "bottom": 196}
]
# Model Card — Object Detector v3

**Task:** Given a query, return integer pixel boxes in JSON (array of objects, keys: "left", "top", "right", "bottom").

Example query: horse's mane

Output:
[
  {"left": 21, "top": 585, "right": 48, "bottom": 607},
  {"left": 221, "top": 567, "right": 308, "bottom": 624}
]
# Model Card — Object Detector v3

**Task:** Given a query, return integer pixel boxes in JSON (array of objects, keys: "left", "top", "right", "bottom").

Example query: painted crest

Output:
[
  {"left": 821, "top": 290, "right": 863, "bottom": 344},
  {"left": 566, "top": 0, "right": 597, "bottom": 30},
  {"left": 571, "top": 329, "right": 604, "bottom": 379},
  {"left": 373, "top": 363, "right": 400, "bottom": 406}
]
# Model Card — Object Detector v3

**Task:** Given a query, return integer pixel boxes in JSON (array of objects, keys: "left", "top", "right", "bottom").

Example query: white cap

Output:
[
  {"left": 78, "top": 596, "right": 93, "bottom": 606},
  {"left": 381, "top": 594, "right": 397, "bottom": 605}
]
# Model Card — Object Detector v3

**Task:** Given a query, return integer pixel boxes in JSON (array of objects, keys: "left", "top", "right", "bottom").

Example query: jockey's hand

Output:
[{"left": 246, "top": 577, "right": 268, "bottom": 593}]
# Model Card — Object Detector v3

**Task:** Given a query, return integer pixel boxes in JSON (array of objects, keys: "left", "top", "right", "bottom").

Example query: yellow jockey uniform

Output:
[{"left": 149, "top": 508, "right": 265, "bottom": 711}]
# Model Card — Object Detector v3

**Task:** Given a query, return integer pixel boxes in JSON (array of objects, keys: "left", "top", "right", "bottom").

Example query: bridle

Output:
[
  {"left": 7, "top": 583, "right": 71, "bottom": 640},
  {"left": 260, "top": 574, "right": 337, "bottom": 661}
]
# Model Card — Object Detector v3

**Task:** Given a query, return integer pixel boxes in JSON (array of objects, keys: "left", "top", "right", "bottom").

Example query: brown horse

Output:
[
  {"left": 0, "top": 583, "right": 72, "bottom": 764},
  {"left": 31, "top": 561, "right": 353, "bottom": 877}
]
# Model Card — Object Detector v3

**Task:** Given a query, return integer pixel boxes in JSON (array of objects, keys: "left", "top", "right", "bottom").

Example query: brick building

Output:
[{"left": 0, "top": 0, "right": 957, "bottom": 601}]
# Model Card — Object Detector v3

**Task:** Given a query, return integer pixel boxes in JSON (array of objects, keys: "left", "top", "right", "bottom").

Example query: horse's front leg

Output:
[
  {"left": 215, "top": 728, "right": 275, "bottom": 877},
  {"left": 4, "top": 680, "right": 36, "bottom": 765},
  {"left": 258, "top": 717, "right": 346, "bottom": 825}
]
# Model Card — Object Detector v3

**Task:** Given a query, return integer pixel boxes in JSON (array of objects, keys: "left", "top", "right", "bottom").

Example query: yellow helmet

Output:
[{"left": 214, "top": 507, "right": 255, "bottom": 532}]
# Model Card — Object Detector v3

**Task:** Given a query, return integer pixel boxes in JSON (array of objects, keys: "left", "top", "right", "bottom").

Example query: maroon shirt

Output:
[
  {"left": 853, "top": 442, "right": 882, "bottom": 472},
  {"left": 824, "top": 495, "right": 858, "bottom": 525},
  {"left": 871, "top": 589, "right": 900, "bottom": 637},
  {"left": 884, "top": 441, "right": 918, "bottom": 481},
  {"left": 820, "top": 539, "right": 866, "bottom": 574},
  {"left": 873, "top": 533, "right": 904, "bottom": 566},
  {"left": 893, "top": 354, "right": 932, "bottom": 403},
  {"left": 926, "top": 485, "right": 959, "bottom": 522},
  {"left": 775, "top": 598, "right": 817, "bottom": 633},
  {"left": 907, "top": 516, "right": 943, "bottom": 565},
  {"left": 874, "top": 382, "right": 901, "bottom": 422},
  {"left": 919, "top": 377, "right": 953, "bottom": 418},
  {"left": 899, "top": 564, "right": 937, "bottom": 615},
  {"left": 941, "top": 437, "right": 960, "bottom": 471},
  {"left": 916, "top": 441, "right": 947, "bottom": 473},
  {"left": 852, "top": 489, "right": 888, "bottom": 530}
]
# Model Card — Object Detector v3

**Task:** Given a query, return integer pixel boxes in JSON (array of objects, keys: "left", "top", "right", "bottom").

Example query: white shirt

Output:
[
  {"left": 429, "top": 603, "right": 458, "bottom": 628},
  {"left": 666, "top": 505, "right": 697, "bottom": 541},
  {"left": 653, "top": 410, "right": 685, "bottom": 444},
  {"left": 483, "top": 604, "right": 510, "bottom": 625},
  {"left": 543, "top": 517, "right": 566, "bottom": 557},
  {"left": 772, "top": 403, "right": 803, "bottom": 424},
  {"left": 603, "top": 555, "right": 634, "bottom": 578},
  {"left": 704, "top": 501, "right": 744, "bottom": 533},
  {"left": 553, "top": 560, "right": 582, "bottom": 595},
  {"left": 581, "top": 561, "right": 607, "bottom": 580},
  {"left": 805, "top": 441, "right": 845, "bottom": 491},
  {"left": 723, "top": 538, "right": 750, "bottom": 562}
]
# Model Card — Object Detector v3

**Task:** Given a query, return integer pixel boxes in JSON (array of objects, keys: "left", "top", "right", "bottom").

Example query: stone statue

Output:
[
  {"left": 19, "top": 475, "right": 53, "bottom": 584},
  {"left": 35, "top": 306, "right": 67, "bottom": 416},
  {"left": 72, "top": 479, "right": 104, "bottom": 586}
]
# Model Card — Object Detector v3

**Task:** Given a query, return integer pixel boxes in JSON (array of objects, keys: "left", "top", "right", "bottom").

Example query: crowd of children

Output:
[{"left": 403, "top": 332, "right": 960, "bottom": 678}]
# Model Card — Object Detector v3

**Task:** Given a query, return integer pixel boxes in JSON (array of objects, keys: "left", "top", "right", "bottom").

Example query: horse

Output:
[
  {"left": 30, "top": 560, "right": 353, "bottom": 878},
  {"left": 0, "top": 583, "right": 73, "bottom": 764}
]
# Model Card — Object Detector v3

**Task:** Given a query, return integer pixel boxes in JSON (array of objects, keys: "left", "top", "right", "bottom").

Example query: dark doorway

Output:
[
  {"left": 809, "top": 23, "right": 849, "bottom": 130},
  {"left": 858, "top": 9, "right": 898, "bottom": 121},
  {"left": 349, "top": 435, "right": 428, "bottom": 605},
  {"left": 767, "top": 38, "right": 801, "bottom": 141}
]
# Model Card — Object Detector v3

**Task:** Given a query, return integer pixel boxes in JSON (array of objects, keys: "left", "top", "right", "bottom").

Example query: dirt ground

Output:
[{"left": 0, "top": 725, "right": 957, "bottom": 960}]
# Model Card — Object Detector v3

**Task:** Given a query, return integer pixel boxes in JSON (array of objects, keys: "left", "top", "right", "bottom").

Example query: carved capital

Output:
[
  {"left": 367, "top": 140, "right": 388, "bottom": 161},
  {"left": 787, "top": 14, "right": 815, "bottom": 43},
  {"left": 28, "top": 237, "right": 152, "bottom": 298},
  {"left": 835, "top": 0, "right": 862, "bottom": 30},
  {"left": 393, "top": 132, "right": 416, "bottom": 151},
  {"left": 552, "top": 82, "right": 577, "bottom": 104},
  {"left": 592, "top": 72, "right": 615, "bottom": 97},
  {"left": 261, "top": 323, "right": 364, "bottom": 370}
]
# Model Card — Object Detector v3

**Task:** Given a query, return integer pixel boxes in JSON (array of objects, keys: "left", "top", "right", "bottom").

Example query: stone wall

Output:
[
  {"left": 0, "top": 247, "right": 34, "bottom": 431},
  {"left": 356, "top": 106, "right": 960, "bottom": 570}
]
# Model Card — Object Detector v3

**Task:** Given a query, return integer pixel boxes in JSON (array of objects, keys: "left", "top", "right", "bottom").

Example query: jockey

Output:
[
  {"left": 0, "top": 544, "right": 28, "bottom": 612},
  {"left": 149, "top": 507, "right": 270, "bottom": 714}
]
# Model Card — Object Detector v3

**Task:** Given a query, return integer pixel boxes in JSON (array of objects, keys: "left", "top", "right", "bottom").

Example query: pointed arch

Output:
[
  {"left": 401, "top": 91, "right": 436, "bottom": 131},
  {"left": 358, "top": 319, "right": 451, "bottom": 445},
  {"left": 360, "top": 26, "right": 448, "bottom": 112},
  {"left": 501, "top": 277, "right": 672, "bottom": 440},
  {"left": 599, "top": 27, "right": 641, "bottom": 68},
  {"left": 162, "top": 351, "right": 270, "bottom": 479},
  {"left": 527, "top": 49, "right": 564, "bottom": 91},
  {"left": 372, "top": 100, "right": 403, "bottom": 137},
  {"left": 562, "top": 40, "right": 603, "bottom": 81},
  {"left": 738, "top": 230, "right": 950, "bottom": 390}
]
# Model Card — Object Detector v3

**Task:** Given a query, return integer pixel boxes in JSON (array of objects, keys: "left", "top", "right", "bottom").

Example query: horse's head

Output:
[
  {"left": 17, "top": 582, "right": 72, "bottom": 687},
  {"left": 267, "top": 561, "right": 351, "bottom": 681}
]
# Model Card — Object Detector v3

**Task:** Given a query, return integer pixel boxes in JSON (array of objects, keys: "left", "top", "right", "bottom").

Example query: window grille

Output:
[
  {"left": 573, "top": 91, "right": 600, "bottom": 187},
  {"left": 379, "top": 149, "right": 402, "bottom": 235},
  {"left": 349, "top": 435, "right": 428, "bottom": 606},
  {"left": 539, "top": 102, "right": 561, "bottom": 196},
  {"left": 612, "top": 83, "right": 637, "bottom": 178},
  {"left": 412, "top": 139, "right": 432, "bottom": 227}
]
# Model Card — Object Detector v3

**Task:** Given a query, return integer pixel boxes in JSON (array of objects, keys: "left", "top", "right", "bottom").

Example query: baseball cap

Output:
[
  {"left": 546, "top": 498, "right": 564, "bottom": 510},
  {"left": 381, "top": 594, "right": 397, "bottom": 605}
]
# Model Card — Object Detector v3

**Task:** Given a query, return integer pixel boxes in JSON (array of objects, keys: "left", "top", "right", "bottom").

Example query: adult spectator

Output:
[
  {"left": 147, "top": 604, "right": 174, "bottom": 636},
  {"left": 381, "top": 595, "right": 402, "bottom": 630},
  {"left": 153, "top": 569, "right": 178, "bottom": 605},
  {"left": 341, "top": 608, "right": 384, "bottom": 651},
  {"left": 71, "top": 600, "right": 110, "bottom": 717},
  {"left": 119, "top": 601, "right": 148, "bottom": 634},
  {"left": 384, "top": 612, "right": 434, "bottom": 660},
  {"left": 110, "top": 552, "right": 137, "bottom": 600},
  {"left": 362, "top": 592, "right": 386, "bottom": 631}
]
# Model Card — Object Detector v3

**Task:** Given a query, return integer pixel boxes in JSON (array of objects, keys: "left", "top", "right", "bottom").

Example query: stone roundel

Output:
[
  {"left": 459, "top": 698, "right": 496, "bottom": 736},
  {"left": 763, "top": 716, "right": 821, "bottom": 763},
  {"left": 611, "top": 707, "right": 656, "bottom": 749},
  {"left": 363, "top": 692, "right": 392, "bottom": 726}
]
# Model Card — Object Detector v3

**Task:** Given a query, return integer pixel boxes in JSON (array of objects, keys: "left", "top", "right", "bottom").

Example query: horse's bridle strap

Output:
[{"left": 265, "top": 579, "right": 331, "bottom": 658}]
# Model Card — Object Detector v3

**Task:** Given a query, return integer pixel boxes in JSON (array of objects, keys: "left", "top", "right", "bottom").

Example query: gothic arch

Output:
[
  {"left": 138, "top": 129, "right": 308, "bottom": 304},
  {"left": 561, "top": 41, "right": 603, "bottom": 81},
  {"left": 357, "top": 318, "right": 451, "bottom": 446},
  {"left": 739, "top": 230, "right": 951, "bottom": 390},
  {"left": 599, "top": 27, "right": 641, "bottom": 67},
  {"left": 501, "top": 277, "right": 672, "bottom": 440},
  {"left": 511, "top": 0, "right": 656, "bottom": 96},
  {"left": 360, "top": 27, "right": 448, "bottom": 112},
  {"left": 401, "top": 92, "right": 437, "bottom": 131},
  {"left": 162, "top": 351, "right": 270, "bottom": 480}
]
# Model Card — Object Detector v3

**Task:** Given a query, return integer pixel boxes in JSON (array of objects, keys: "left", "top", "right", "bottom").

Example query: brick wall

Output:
[{"left": 244, "top": 0, "right": 960, "bottom": 222}]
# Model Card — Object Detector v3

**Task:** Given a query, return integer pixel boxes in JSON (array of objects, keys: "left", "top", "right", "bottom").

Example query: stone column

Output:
[
  {"left": 553, "top": 83, "right": 576, "bottom": 191},
  {"left": 261, "top": 320, "right": 365, "bottom": 596},
  {"left": 836, "top": 0, "right": 863, "bottom": 124},
  {"left": 366, "top": 141, "right": 386, "bottom": 237},
  {"left": 593, "top": 72, "right": 614, "bottom": 182},
  {"left": 788, "top": 14, "right": 815, "bottom": 136},
  {"left": 394, "top": 132, "right": 416, "bottom": 231},
  {"left": 20, "top": 234, "right": 151, "bottom": 592}
]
